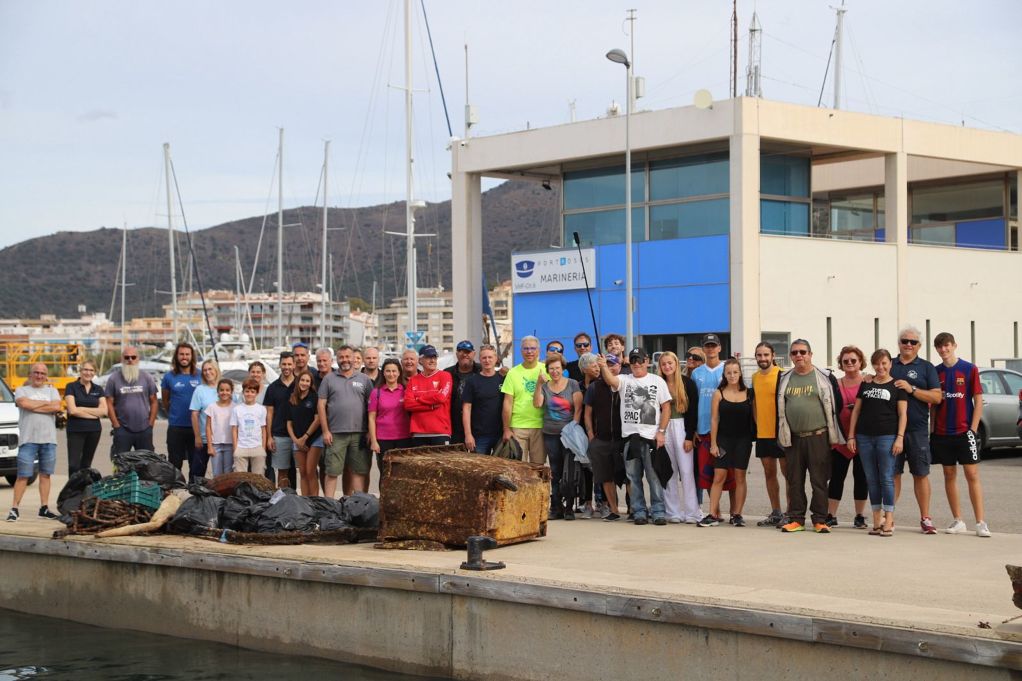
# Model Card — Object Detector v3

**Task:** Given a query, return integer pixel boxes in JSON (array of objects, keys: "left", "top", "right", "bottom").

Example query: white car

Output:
[{"left": 0, "top": 377, "right": 33, "bottom": 486}]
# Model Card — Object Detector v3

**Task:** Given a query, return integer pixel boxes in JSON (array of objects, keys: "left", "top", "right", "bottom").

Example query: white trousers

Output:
[{"left": 663, "top": 418, "right": 701, "bottom": 521}]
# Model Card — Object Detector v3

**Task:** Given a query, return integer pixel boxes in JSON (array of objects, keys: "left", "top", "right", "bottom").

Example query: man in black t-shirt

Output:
[
  {"left": 585, "top": 354, "right": 625, "bottom": 520},
  {"left": 565, "top": 332, "right": 592, "bottom": 382},
  {"left": 446, "top": 340, "right": 482, "bottom": 445},
  {"left": 263, "top": 353, "right": 297, "bottom": 488},
  {"left": 461, "top": 345, "right": 504, "bottom": 454}
]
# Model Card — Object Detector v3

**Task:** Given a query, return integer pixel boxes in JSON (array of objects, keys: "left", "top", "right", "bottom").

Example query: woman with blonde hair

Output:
[{"left": 657, "top": 351, "right": 700, "bottom": 523}]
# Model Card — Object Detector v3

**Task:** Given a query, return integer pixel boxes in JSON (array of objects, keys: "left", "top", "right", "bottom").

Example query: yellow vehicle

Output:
[{"left": 0, "top": 341, "right": 83, "bottom": 398}]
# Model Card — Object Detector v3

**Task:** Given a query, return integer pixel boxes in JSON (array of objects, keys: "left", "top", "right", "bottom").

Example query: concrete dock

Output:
[{"left": 1, "top": 507, "right": 1020, "bottom": 679}]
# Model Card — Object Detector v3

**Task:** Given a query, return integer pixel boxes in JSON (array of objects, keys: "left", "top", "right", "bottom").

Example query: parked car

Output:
[
  {"left": 0, "top": 376, "right": 35, "bottom": 486},
  {"left": 977, "top": 368, "right": 1022, "bottom": 451}
]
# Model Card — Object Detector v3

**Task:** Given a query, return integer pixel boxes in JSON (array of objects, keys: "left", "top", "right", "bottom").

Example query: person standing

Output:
[
  {"left": 313, "top": 348, "right": 334, "bottom": 390},
  {"left": 603, "top": 334, "right": 630, "bottom": 374},
  {"left": 501, "top": 336, "right": 549, "bottom": 464},
  {"left": 751, "top": 342, "right": 786, "bottom": 527},
  {"left": 231, "top": 379, "right": 268, "bottom": 474},
  {"left": 889, "top": 325, "right": 942, "bottom": 534},
  {"left": 106, "top": 346, "right": 158, "bottom": 454},
  {"left": 205, "top": 378, "right": 236, "bottom": 476},
  {"left": 931, "top": 332, "right": 990, "bottom": 537},
  {"left": 64, "top": 360, "right": 107, "bottom": 474},
  {"left": 264, "top": 351, "right": 297, "bottom": 489},
  {"left": 533, "top": 352, "right": 583, "bottom": 520},
  {"left": 847, "top": 349, "right": 907, "bottom": 537},
  {"left": 400, "top": 349, "right": 420, "bottom": 382},
  {"left": 827, "top": 346, "right": 869, "bottom": 529},
  {"left": 318, "top": 345, "right": 374, "bottom": 497},
  {"left": 362, "top": 346, "right": 383, "bottom": 387},
  {"left": 776, "top": 339, "right": 844, "bottom": 533},
  {"left": 446, "top": 340, "right": 481, "bottom": 445},
  {"left": 565, "top": 332, "right": 592, "bottom": 382},
  {"left": 585, "top": 354, "right": 625, "bottom": 520},
  {"left": 405, "top": 345, "right": 454, "bottom": 445},
  {"left": 368, "top": 358, "right": 411, "bottom": 471},
  {"left": 286, "top": 370, "right": 323, "bottom": 496},
  {"left": 462, "top": 345, "right": 505, "bottom": 454},
  {"left": 8, "top": 363, "right": 62, "bottom": 521},
  {"left": 598, "top": 348, "right": 673, "bottom": 526},
  {"left": 691, "top": 334, "right": 727, "bottom": 502},
  {"left": 189, "top": 360, "right": 221, "bottom": 475},
  {"left": 292, "top": 342, "right": 311, "bottom": 377},
  {"left": 701, "top": 359, "right": 755, "bottom": 527},
  {"left": 162, "top": 343, "right": 202, "bottom": 480},
  {"left": 657, "top": 351, "right": 700, "bottom": 524}
]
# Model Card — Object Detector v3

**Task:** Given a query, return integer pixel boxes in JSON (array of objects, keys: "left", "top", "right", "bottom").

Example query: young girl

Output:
[
  {"left": 205, "top": 378, "right": 235, "bottom": 476},
  {"left": 286, "top": 370, "right": 322, "bottom": 496},
  {"left": 702, "top": 358, "right": 755, "bottom": 527},
  {"left": 231, "top": 378, "right": 268, "bottom": 475}
]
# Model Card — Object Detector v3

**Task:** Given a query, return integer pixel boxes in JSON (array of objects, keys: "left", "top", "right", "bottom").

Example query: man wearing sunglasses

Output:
[
  {"left": 565, "top": 333, "right": 592, "bottom": 382},
  {"left": 775, "top": 339, "right": 845, "bottom": 533},
  {"left": 889, "top": 325, "right": 942, "bottom": 534},
  {"left": 105, "top": 346, "right": 158, "bottom": 455}
]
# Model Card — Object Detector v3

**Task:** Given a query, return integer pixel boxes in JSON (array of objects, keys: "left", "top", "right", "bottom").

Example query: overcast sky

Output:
[{"left": 1, "top": 0, "right": 1019, "bottom": 249}]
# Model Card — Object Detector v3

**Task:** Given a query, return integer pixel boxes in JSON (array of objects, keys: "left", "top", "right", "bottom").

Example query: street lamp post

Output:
[{"left": 606, "top": 48, "right": 634, "bottom": 350}]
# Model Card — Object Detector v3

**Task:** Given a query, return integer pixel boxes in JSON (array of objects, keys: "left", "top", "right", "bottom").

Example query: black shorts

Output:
[
  {"left": 754, "top": 437, "right": 784, "bottom": 459},
  {"left": 588, "top": 438, "right": 624, "bottom": 485},
  {"left": 930, "top": 431, "right": 981, "bottom": 467},
  {"left": 714, "top": 437, "right": 753, "bottom": 471}
]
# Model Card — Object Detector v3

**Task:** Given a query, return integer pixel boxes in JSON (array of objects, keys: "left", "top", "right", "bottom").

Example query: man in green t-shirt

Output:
[
  {"left": 501, "top": 336, "right": 549, "bottom": 464},
  {"left": 775, "top": 339, "right": 845, "bottom": 534}
]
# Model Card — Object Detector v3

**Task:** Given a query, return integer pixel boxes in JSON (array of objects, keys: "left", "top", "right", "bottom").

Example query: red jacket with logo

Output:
[{"left": 404, "top": 370, "right": 454, "bottom": 435}]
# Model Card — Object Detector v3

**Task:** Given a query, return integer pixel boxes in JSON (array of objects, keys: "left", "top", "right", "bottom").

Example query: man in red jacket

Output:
[{"left": 405, "top": 345, "right": 454, "bottom": 445}]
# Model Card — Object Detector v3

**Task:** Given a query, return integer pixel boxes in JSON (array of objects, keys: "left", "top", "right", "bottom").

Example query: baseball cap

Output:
[
  {"left": 701, "top": 333, "right": 721, "bottom": 347},
  {"left": 456, "top": 340, "right": 475, "bottom": 352},
  {"left": 606, "top": 354, "right": 621, "bottom": 366},
  {"left": 628, "top": 347, "right": 648, "bottom": 363},
  {"left": 419, "top": 345, "right": 438, "bottom": 358},
  {"left": 291, "top": 341, "right": 309, "bottom": 350}
]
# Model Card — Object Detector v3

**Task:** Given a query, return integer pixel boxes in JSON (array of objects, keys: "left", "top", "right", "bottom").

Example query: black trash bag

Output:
[
  {"left": 168, "top": 495, "right": 225, "bottom": 535},
  {"left": 186, "top": 480, "right": 219, "bottom": 497},
  {"left": 252, "top": 491, "right": 317, "bottom": 533},
  {"left": 219, "top": 496, "right": 252, "bottom": 531},
  {"left": 111, "top": 449, "right": 164, "bottom": 470},
  {"left": 232, "top": 482, "right": 272, "bottom": 505},
  {"left": 57, "top": 468, "right": 102, "bottom": 516},
  {"left": 341, "top": 493, "right": 379, "bottom": 529},
  {"left": 319, "top": 516, "right": 352, "bottom": 532},
  {"left": 112, "top": 450, "right": 186, "bottom": 491},
  {"left": 306, "top": 496, "right": 349, "bottom": 531}
]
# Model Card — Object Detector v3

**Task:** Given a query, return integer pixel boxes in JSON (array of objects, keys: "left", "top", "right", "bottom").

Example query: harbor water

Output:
[{"left": 0, "top": 608, "right": 448, "bottom": 681}]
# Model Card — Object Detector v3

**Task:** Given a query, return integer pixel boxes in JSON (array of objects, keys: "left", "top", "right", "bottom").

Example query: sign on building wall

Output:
[{"left": 511, "top": 249, "right": 596, "bottom": 294}]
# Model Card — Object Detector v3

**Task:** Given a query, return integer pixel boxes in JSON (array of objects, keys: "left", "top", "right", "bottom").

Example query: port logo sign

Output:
[{"left": 511, "top": 248, "right": 596, "bottom": 294}]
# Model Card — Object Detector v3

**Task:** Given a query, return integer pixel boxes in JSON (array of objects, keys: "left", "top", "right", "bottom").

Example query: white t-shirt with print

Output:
[
  {"left": 611, "top": 373, "right": 671, "bottom": 440},
  {"left": 230, "top": 402, "right": 266, "bottom": 449}
]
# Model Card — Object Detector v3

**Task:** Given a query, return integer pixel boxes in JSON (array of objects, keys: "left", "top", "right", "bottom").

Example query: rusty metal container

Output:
[{"left": 378, "top": 445, "right": 550, "bottom": 548}]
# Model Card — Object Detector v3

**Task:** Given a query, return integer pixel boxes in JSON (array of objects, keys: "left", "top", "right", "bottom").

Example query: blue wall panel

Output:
[
  {"left": 637, "top": 235, "right": 729, "bottom": 287},
  {"left": 637, "top": 284, "right": 730, "bottom": 335},
  {"left": 956, "top": 218, "right": 1005, "bottom": 250}
]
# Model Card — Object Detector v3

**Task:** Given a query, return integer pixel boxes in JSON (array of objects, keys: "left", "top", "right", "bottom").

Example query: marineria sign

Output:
[{"left": 511, "top": 248, "right": 597, "bottom": 294}]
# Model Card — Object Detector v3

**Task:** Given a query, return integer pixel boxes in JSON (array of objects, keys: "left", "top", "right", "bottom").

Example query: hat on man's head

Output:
[
  {"left": 701, "top": 333, "right": 721, "bottom": 347},
  {"left": 419, "top": 345, "right": 438, "bottom": 358},
  {"left": 606, "top": 354, "right": 621, "bottom": 366},
  {"left": 292, "top": 341, "right": 309, "bottom": 350},
  {"left": 456, "top": 340, "right": 475, "bottom": 352},
  {"left": 628, "top": 347, "right": 649, "bottom": 364}
]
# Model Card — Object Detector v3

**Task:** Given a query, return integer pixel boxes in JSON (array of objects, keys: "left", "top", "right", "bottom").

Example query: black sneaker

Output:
[
  {"left": 604, "top": 512, "right": 621, "bottom": 522},
  {"left": 853, "top": 514, "right": 867, "bottom": 529},
  {"left": 38, "top": 505, "right": 59, "bottom": 520},
  {"left": 6, "top": 508, "right": 18, "bottom": 522},
  {"left": 563, "top": 507, "right": 576, "bottom": 521},
  {"left": 757, "top": 510, "right": 782, "bottom": 527},
  {"left": 634, "top": 517, "right": 649, "bottom": 526},
  {"left": 824, "top": 514, "right": 838, "bottom": 528},
  {"left": 548, "top": 508, "right": 563, "bottom": 521},
  {"left": 697, "top": 514, "right": 720, "bottom": 527},
  {"left": 653, "top": 517, "right": 667, "bottom": 526},
  {"left": 731, "top": 514, "right": 746, "bottom": 527}
]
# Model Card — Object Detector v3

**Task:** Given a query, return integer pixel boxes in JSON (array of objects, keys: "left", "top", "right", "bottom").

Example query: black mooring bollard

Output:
[{"left": 460, "top": 535, "right": 506, "bottom": 571}]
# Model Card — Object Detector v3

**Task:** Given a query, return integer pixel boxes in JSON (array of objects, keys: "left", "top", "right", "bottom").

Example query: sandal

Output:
[
  {"left": 880, "top": 526, "right": 893, "bottom": 537},
  {"left": 869, "top": 526, "right": 882, "bottom": 535}
]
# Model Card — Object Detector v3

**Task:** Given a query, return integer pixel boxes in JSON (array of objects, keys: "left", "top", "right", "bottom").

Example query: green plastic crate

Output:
[{"left": 91, "top": 471, "right": 163, "bottom": 510}]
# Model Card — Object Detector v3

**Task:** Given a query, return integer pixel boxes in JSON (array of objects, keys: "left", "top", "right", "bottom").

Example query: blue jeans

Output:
[
  {"left": 625, "top": 440, "right": 666, "bottom": 520},
  {"left": 857, "top": 434, "right": 897, "bottom": 512},
  {"left": 210, "top": 444, "right": 234, "bottom": 476},
  {"left": 473, "top": 435, "right": 499, "bottom": 455}
]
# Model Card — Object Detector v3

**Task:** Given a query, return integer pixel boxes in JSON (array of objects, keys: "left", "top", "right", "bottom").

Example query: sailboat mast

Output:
[
  {"left": 277, "top": 127, "right": 285, "bottom": 348},
  {"left": 121, "top": 220, "right": 127, "bottom": 349},
  {"left": 235, "top": 246, "right": 242, "bottom": 334},
  {"left": 321, "top": 140, "right": 330, "bottom": 349},
  {"left": 404, "top": 0, "right": 417, "bottom": 344},
  {"left": 163, "top": 143, "right": 179, "bottom": 343}
]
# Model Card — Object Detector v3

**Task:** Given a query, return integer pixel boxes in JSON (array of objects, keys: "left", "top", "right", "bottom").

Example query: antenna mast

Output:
[
  {"left": 276, "top": 127, "right": 285, "bottom": 348},
  {"left": 730, "top": 0, "right": 738, "bottom": 98},
  {"left": 320, "top": 140, "right": 330, "bottom": 348},
  {"left": 745, "top": 12, "right": 762, "bottom": 97},
  {"left": 832, "top": 1, "right": 847, "bottom": 109},
  {"left": 163, "top": 143, "right": 179, "bottom": 343}
]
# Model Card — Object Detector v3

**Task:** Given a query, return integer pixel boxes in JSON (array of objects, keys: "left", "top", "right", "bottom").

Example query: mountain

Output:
[{"left": 0, "top": 180, "right": 561, "bottom": 319}]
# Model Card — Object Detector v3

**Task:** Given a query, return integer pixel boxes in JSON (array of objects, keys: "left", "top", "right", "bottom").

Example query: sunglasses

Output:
[
  {"left": 899, "top": 339, "right": 920, "bottom": 346},
  {"left": 575, "top": 342, "right": 591, "bottom": 348},
  {"left": 685, "top": 353, "right": 704, "bottom": 361},
  {"left": 840, "top": 358, "right": 858, "bottom": 365},
  {"left": 122, "top": 355, "right": 138, "bottom": 360},
  {"left": 547, "top": 347, "right": 563, "bottom": 353},
  {"left": 791, "top": 349, "right": 809, "bottom": 356}
]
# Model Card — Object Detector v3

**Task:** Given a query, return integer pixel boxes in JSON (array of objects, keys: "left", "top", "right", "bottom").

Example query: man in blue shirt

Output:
[
  {"left": 161, "top": 343, "right": 202, "bottom": 481},
  {"left": 690, "top": 334, "right": 729, "bottom": 510},
  {"left": 889, "top": 325, "right": 942, "bottom": 534}
]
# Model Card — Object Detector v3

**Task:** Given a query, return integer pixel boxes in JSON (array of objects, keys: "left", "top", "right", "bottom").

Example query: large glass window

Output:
[
  {"left": 565, "top": 208, "right": 645, "bottom": 246},
  {"left": 649, "top": 153, "right": 729, "bottom": 201},
  {"left": 910, "top": 224, "right": 955, "bottom": 247},
  {"left": 812, "top": 192, "right": 885, "bottom": 241},
  {"left": 761, "top": 200, "right": 809, "bottom": 236},
  {"left": 649, "top": 199, "right": 729, "bottom": 240},
  {"left": 911, "top": 179, "right": 1003, "bottom": 225},
  {"left": 762, "top": 155, "right": 810, "bottom": 198},
  {"left": 563, "top": 166, "right": 645, "bottom": 210}
]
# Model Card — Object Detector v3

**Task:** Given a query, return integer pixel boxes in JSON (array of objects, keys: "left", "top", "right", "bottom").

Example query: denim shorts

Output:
[
  {"left": 895, "top": 429, "right": 931, "bottom": 476},
  {"left": 17, "top": 442, "right": 56, "bottom": 477}
]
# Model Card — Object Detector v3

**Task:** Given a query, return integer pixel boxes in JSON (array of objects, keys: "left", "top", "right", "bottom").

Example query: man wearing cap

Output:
[
  {"left": 501, "top": 336, "right": 550, "bottom": 464},
  {"left": 691, "top": 334, "right": 726, "bottom": 507},
  {"left": 598, "top": 348, "right": 673, "bottom": 525},
  {"left": 776, "top": 339, "right": 844, "bottom": 533},
  {"left": 445, "top": 340, "right": 482, "bottom": 445},
  {"left": 405, "top": 345, "right": 454, "bottom": 445},
  {"left": 318, "top": 345, "right": 374, "bottom": 496},
  {"left": 585, "top": 353, "right": 625, "bottom": 520}
]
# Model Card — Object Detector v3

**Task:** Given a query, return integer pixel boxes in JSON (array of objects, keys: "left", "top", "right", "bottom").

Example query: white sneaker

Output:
[
  {"left": 976, "top": 521, "right": 991, "bottom": 538},
  {"left": 945, "top": 519, "right": 968, "bottom": 534}
]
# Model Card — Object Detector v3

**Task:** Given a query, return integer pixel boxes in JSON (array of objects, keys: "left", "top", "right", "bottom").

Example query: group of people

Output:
[{"left": 3, "top": 326, "right": 997, "bottom": 541}]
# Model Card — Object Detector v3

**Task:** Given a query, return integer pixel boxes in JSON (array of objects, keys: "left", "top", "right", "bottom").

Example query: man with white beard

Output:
[{"left": 105, "top": 345, "right": 159, "bottom": 454}]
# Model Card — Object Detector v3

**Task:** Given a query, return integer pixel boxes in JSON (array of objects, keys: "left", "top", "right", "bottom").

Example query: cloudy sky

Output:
[{"left": 1, "top": 0, "right": 1019, "bottom": 249}]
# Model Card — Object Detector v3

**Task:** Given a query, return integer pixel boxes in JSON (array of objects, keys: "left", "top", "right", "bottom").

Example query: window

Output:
[
  {"left": 563, "top": 166, "right": 645, "bottom": 210},
  {"left": 649, "top": 153, "right": 728, "bottom": 200},
  {"left": 1001, "top": 371, "right": 1022, "bottom": 395},
  {"left": 761, "top": 200, "right": 809, "bottom": 236},
  {"left": 760, "top": 332, "right": 792, "bottom": 368},
  {"left": 912, "top": 180, "right": 1003, "bottom": 225},
  {"left": 565, "top": 208, "right": 645, "bottom": 247},
  {"left": 649, "top": 199, "right": 729, "bottom": 240},
  {"left": 762, "top": 155, "right": 809, "bottom": 198},
  {"left": 979, "top": 371, "right": 1007, "bottom": 396}
]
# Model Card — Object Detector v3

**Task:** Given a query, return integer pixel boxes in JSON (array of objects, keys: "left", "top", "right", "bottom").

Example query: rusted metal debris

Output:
[
  {"left": 53, "top": 498, "right": 154, "bottom": 538},
  {"left": 206, "top": 472, "right": 276, "bottom": 497},
  {"left": 193, "top": 526, "right": 375, "bottom": 545},
  {"left": 377, "top": 444, "right": 550, "bottom": 549}
]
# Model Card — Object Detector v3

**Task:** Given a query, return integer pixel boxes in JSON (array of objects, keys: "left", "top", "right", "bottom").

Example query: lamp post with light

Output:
[{"left": 606, "top": 47, "right": 634, "bottom": 349}]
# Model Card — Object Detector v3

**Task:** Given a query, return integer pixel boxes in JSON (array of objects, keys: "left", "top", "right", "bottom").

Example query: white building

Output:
[{"left": 451, "top": 97, "right": 1022, "bottom": 367}]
